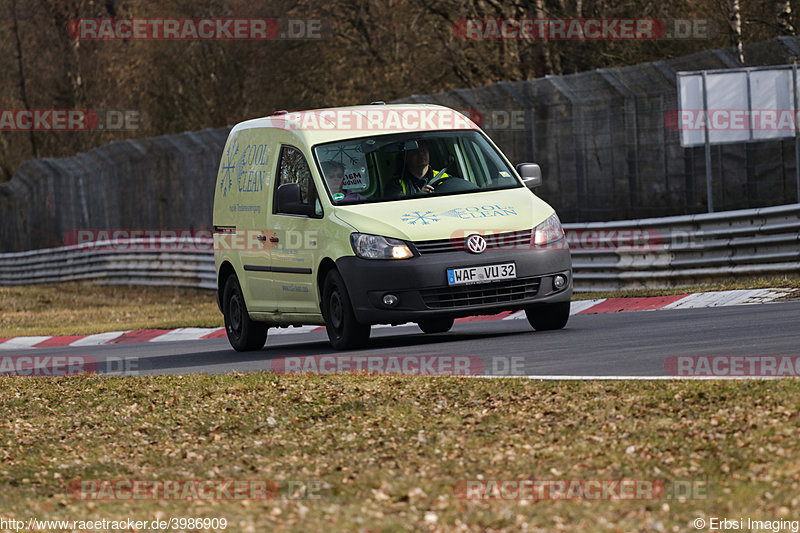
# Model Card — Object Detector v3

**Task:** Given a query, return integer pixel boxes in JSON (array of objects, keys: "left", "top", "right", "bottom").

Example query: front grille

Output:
[
  {"left": 413, "top": 229, "right": 532, "bottom": 255},
  {"left": 420, "top": 277, "right": 541, "bottom": 309}
]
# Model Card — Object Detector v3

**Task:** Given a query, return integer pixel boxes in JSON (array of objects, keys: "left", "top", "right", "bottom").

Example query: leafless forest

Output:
[{"left": 0, "top": 0, "right": 795, "bottom": 179}]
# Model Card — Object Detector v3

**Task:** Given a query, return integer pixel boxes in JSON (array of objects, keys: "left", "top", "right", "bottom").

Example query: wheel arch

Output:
[
  {"left": 316, "top": 257, "right": 337, "bottom": 312},
  {"left": 217, "top": 260, "right": 237, "bottom": 313}
]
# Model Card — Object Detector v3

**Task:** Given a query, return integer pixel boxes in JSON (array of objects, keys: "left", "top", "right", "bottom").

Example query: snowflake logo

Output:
[
  {"left": 219, "top": 138, "right": 239, "bottom": 197},
  {"left": 321, "top": 144, "right": 363, "bottom": 166},
  {"left": 401, "top": 211, "right": 439, "bottom": 225}
]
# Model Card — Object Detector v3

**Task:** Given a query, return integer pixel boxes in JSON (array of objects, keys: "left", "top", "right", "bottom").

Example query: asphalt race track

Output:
[{"left": 4, "top": 301, "right": 798, "bottom": 378}]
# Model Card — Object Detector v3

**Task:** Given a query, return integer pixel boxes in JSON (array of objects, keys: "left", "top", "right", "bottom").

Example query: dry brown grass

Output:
[
  {"left": 1, "top": 375, "right": 798, "bottom": 532},
  {"left": 0, "top": 283, "right": 221, "bottom": 337}
]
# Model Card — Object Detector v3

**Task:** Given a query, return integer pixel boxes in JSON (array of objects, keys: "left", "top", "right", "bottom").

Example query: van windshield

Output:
[{"left": 313, "top": 130, "right": 522, "bottom": 205}]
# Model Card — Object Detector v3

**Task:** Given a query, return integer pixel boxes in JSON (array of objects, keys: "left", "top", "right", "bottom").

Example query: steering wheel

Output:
[{"left": 428, "top": 176, "right": 479, "bottom": 193}]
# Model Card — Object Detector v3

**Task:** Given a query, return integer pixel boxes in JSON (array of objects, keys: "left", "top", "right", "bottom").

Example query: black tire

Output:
[
  {"left": 417, "top": 317, "right": 454, "bottom": 334},
  {"left": 321, "top": 270, "right": 370, "bottom": 350},
  {"left": 222, "top": 275, "right": 268, "bottom": 351},
  {"left": 525, "top": 301, "right": 570, "bottom": 331}
]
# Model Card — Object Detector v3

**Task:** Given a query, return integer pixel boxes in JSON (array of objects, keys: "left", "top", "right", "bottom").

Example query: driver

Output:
[{"left": 386, "top": 141, "right": 450, "bottom": 198}]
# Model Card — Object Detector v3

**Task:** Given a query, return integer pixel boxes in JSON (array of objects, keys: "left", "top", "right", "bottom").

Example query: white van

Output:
[{"left": 213, "top": 104, "right": 571, "bottom": 350}]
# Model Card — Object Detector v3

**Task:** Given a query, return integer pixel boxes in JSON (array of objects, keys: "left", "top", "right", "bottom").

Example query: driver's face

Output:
[{"left": 406, "top": 146, "right": 429, "bottom": 168}]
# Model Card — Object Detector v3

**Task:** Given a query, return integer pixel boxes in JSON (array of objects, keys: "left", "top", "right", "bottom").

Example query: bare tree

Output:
[
  {"left": 1, "top": 0, "right": 798, "bottom": 180},
  {"left": 10, "top": 0, "right": 38, "bottom": 158},
  {"left": 727, "top": 0, "right": 745, "bottom": 63},
  {"left": 775, "top": 0, "right": 795, "bottom": 34}
]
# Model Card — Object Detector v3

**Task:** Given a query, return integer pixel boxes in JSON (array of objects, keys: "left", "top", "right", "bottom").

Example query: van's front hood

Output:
[{"left": 332, "top": 189, "right": 555, "bottom": 242}]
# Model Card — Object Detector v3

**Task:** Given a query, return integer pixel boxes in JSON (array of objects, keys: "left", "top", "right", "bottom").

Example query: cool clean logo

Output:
[
  {"left": 235, "top": 143, "right": 269, "bottom": 193},
  {"left": 401, "top": 205, "right": 517, "bottom": 225},
  {"left": 219, "top": 139, "right": 270, "bottom": 197},
  {"left": 439, "top": 205, "right": 518, "bottom": 219}
]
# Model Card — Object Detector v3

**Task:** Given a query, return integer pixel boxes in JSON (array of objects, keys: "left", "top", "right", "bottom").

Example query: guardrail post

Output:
[
  {"left": 794, "top": 64, "right": 800, "bottom": 203},
  {"left": 701, "top": 71, "right": 714, "bottom": 213}
]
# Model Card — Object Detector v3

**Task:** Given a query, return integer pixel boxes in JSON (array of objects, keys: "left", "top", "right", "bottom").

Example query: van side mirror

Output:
[
  {"left": 516, "top": 163, "right": 542, "bottom": 189},
  {"left": 276, "top": 183, "right": 314, "bottom": 216}
]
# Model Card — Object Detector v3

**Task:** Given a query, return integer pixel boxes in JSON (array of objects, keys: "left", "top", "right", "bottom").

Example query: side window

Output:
[
  {"left": 465, "top": 139, "right": 493, "bottom": 186},
  {"left": 276, "top": 145, "right": 312, "bottom": 205}
]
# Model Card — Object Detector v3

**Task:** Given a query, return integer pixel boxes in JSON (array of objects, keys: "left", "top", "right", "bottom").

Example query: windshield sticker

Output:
[
  {"left": 401, "top": 211, "right": 440, "bottom": 225},
  {"left": 342, "top": 169, "right": 367, "bottom": 190},
  {"left": 439, "top": 205, "right": 518, "bottom": 219},
  {"left": 319, "top": 143, "right": 369, "bottom": 191}
]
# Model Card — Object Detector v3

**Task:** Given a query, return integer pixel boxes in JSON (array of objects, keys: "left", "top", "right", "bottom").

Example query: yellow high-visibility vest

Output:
[{"left": 400, "top": 170, "right": 448, "bottom": 195}]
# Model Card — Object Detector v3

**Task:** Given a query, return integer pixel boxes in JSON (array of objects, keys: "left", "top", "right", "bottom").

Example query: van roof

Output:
[{"left": 230, "top": 103, "right": 481, "bottom": 146}]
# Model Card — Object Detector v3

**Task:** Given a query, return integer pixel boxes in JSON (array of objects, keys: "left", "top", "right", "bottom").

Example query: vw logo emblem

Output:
[{"left": 466, "top": 234, "right": 487, "bottom": 254}]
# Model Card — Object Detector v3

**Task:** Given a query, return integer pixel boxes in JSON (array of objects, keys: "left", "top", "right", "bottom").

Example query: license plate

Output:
[{"left": 447, "top": 263, "right": 516, "bottom": 286}]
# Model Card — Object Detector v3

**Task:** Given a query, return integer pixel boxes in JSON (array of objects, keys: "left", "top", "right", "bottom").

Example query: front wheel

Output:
[
  {"left": 223, "top": 275, "right": 268, "bottom": 351},
  {"left": 525, "top": 301, "right": 570, "bottom": 331},
  {"left": 322, "top": 270, "right": 370, "bottom": 350},
  {"left": 417, "top": 317, "right": 454, "bottom": 334}
]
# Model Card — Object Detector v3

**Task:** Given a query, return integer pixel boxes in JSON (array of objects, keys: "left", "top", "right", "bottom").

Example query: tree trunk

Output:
[
  {"left": 727, "top": 0, "right": 744, "bottom": 64},
  {"left": 775, "top": 0, "right": 795, "bottom": 34},
  {"left": 10, "top": 0, "right": 39, "bottom": 158},
  {"left": 535, "top": 0, "right": 556, "bottom": 75}
]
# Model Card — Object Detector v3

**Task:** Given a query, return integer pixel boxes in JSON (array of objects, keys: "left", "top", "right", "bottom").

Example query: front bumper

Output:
[{"left": 335, "top": 246, "right": 572, "bottom": 324}]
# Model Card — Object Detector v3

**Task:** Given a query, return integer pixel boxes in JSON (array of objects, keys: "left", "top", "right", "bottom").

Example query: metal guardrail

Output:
[
  {"left": 564, "top": 203, "right": 800, "bottom": 291},
  {"left": 0, "top": 239, "right": 217, "bottom": 290},
  {"left": 0, "top": 204, "right": 798, "bottom": 292}
]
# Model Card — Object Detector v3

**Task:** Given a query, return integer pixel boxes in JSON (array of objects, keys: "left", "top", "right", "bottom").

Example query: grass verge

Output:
[
  {"left": 0, "top": 284, "right": 223, "bottom": 337},
  {"left": 576, "top": 275, "right": 800, "bottom": 300},
  {"left": 0, "top": 375, "right": 798, "bottom": 532},
  {"left": 1, "top": 276, "right": 798, "bottom": 338}
]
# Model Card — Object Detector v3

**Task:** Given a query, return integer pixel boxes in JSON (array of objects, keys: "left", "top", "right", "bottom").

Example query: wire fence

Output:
[
  {"left": 3, "top": 38, "right": 800, "bottom": 252},
  {"left": 395, "top": 36, "right": 800, "bottom": 222}
]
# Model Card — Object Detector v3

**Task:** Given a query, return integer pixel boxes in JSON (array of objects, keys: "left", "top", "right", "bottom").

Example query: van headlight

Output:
[
  {"left": 351, "top": 233, "right": 414, "bottom": 260},
  {"left": 533, "top": 213, "right": 565, "bottom": 246}
]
